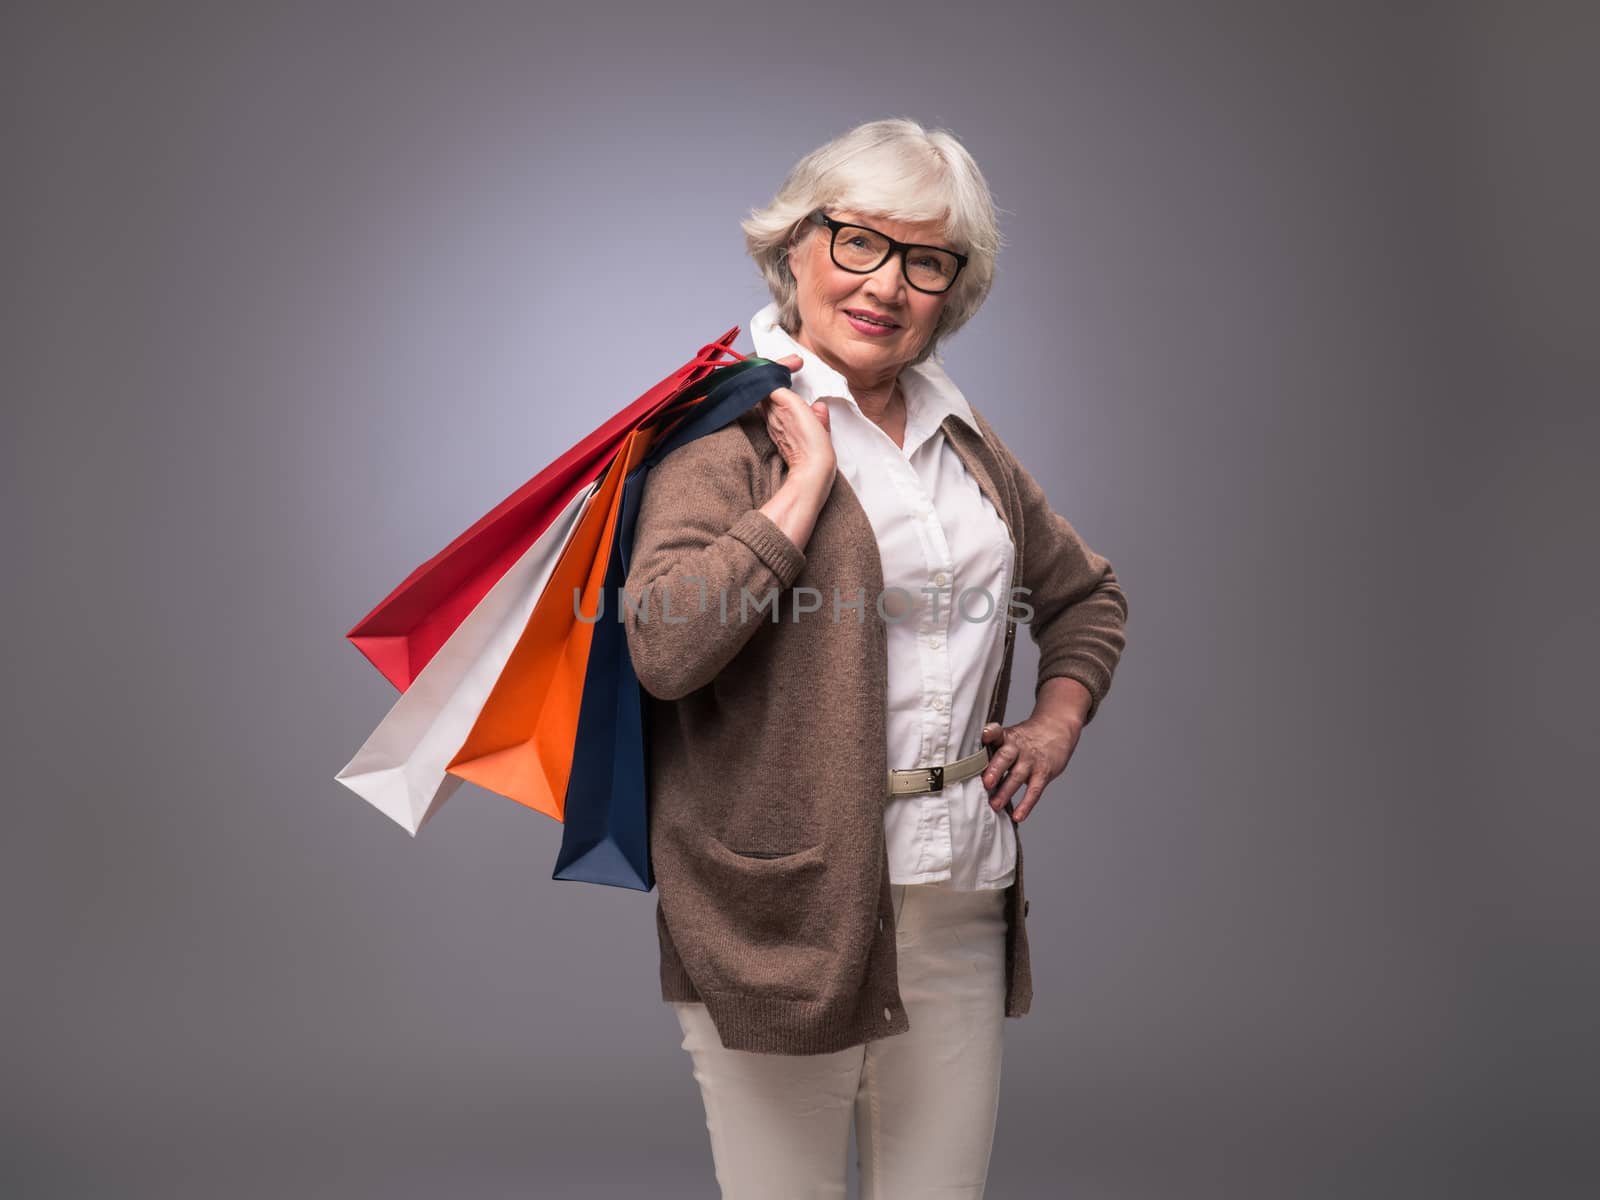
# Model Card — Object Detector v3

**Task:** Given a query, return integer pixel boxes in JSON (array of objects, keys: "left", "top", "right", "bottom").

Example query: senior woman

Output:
[{"left": 621, "top": 117, "right": 1128, "bottom": 1199}]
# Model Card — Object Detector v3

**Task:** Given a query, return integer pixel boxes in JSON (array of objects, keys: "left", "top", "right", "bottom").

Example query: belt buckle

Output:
[{"left": 925, "top": 765, "right": 943, "bottom": 793}]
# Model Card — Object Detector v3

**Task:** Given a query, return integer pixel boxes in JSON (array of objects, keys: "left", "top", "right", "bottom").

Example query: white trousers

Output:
[{"left": 671, "top": 881, "right": 1009, "bottom": 1199}]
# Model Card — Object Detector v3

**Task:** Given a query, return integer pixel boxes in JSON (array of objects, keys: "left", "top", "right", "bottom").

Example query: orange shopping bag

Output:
[{"left": 445, "top": 421, "right": 659, "bottom": 818}]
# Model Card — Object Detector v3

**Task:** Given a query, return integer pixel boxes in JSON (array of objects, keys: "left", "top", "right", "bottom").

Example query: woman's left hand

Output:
[{"left": 979, "top": 677, "right": 1092, "bottom": 822}]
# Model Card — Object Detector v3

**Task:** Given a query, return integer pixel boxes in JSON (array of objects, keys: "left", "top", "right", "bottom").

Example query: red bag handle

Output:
[{"left": 692, "top": 340, "right": 749, "bottom": 366}]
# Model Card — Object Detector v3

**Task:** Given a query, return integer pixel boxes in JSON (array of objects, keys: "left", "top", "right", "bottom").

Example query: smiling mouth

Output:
[{"left": 845, "top": 310, "right": 900, "bottom": 328}]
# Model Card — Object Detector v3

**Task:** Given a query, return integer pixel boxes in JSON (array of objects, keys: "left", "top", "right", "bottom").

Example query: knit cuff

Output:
[
  {"left": 727, "top": 509, "right": 807, "bottom": 589},
  {"left": 1037, "top": 659, "right": 1112, "bottom": 725}
]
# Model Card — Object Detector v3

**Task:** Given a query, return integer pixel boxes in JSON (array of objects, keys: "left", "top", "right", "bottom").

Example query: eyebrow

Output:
[{"left": 836, "top": 214, "right": 960, "bottom": 251}]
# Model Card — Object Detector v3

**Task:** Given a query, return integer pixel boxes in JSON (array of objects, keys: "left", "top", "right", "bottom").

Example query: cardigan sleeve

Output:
[
  {"left": 622, "top": 428, "right": 806, "bottom": 700},
  {"left": 990, "top": 428, "right": 1129, "bottom": 725}
]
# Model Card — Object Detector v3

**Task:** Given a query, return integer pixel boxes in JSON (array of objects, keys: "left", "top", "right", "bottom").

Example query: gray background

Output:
[{"left": 5, "top": 1, "right": 1596, "bottom": 1197}]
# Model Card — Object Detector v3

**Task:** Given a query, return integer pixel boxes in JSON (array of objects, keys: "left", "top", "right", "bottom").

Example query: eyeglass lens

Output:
[{"left": 831, "top": 225, "right": 960, "bottom": 292}]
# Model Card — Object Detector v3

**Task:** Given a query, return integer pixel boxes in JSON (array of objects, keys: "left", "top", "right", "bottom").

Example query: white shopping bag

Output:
[{"left": 335, "top": 482, "right": 598, "bottom": 834}]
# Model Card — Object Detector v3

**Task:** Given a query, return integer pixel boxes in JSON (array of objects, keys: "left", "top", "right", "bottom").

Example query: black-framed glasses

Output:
[{"left": 807, "top": 210, "right": 969, "bottom": 295}]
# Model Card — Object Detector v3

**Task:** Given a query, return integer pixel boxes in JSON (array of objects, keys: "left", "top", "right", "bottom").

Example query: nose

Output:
[{"left": 862, "top": 251, "right": 908, "bottom": 305}]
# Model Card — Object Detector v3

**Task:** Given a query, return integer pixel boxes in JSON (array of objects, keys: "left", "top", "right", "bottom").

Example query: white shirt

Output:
[{"left": 750, "top": 303, "right": 1017, "bottom": 891}]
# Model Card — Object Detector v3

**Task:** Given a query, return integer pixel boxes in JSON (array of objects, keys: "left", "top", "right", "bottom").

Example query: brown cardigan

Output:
[{"left": 621, "top": 399, "right": 1128, "bottom": 1055}]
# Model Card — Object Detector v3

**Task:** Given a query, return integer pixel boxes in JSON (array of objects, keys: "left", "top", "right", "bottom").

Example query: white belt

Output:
[{"left": 886, "top": 746, "right": 992, "bottom": 797}]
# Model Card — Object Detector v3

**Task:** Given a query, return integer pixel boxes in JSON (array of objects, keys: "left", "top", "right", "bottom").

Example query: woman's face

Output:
[{"left": 787, "top": 208, "right": 954, "bottom": 384}]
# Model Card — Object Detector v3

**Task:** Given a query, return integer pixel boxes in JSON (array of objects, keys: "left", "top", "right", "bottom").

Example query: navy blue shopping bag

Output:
[{"left": 552, "top": 357, "right": 791, "bottom": 889}]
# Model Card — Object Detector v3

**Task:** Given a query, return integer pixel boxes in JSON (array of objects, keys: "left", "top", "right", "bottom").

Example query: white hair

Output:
[{"left": 741, "top": 117, "right": 1004, "bottom": 366}]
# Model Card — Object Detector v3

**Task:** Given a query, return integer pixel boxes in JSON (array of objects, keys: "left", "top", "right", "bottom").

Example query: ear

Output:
[
  {"left": 787, "top": 222, "right": 822, "bottom": 271},
  {"left": 784, "top": 236, "right": 804, "bottom": 281}
]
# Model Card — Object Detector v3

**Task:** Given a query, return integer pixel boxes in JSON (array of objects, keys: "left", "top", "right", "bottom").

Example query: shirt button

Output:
[
  {"left": 933, "top": 571, "right": 949, "bottom": 586},
  {"left": 883, "top": 1006, "right": 894, "bottom": 1022}
]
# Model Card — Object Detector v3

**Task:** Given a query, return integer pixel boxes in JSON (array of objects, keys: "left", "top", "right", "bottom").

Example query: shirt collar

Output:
[{"left": 749, "top": 302, "right": 982, "bottom": 447}]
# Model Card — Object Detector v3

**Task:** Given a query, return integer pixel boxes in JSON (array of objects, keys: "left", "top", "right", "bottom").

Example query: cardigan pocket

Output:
[
  {"left": 686, "top": 836, "right": 836, "bottom": 999},
  {"left": 708, "top": 796, "right": 823, "bottom": 865},
  {"left": 704, "top": 833, "right": 824, "bottom": 872}
]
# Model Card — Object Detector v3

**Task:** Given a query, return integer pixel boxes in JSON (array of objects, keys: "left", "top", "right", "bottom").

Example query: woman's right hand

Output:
[
  {"left": 756, "top": 353, "right": 836, "bottom": 553},
  {"left": 760, "top": 353, "right": 836, "bottom": 487}
]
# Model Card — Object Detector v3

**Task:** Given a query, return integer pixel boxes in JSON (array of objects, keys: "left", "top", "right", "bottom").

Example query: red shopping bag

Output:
[{"left": 345, "top": 328, "right": 741, "bottom": 692}]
